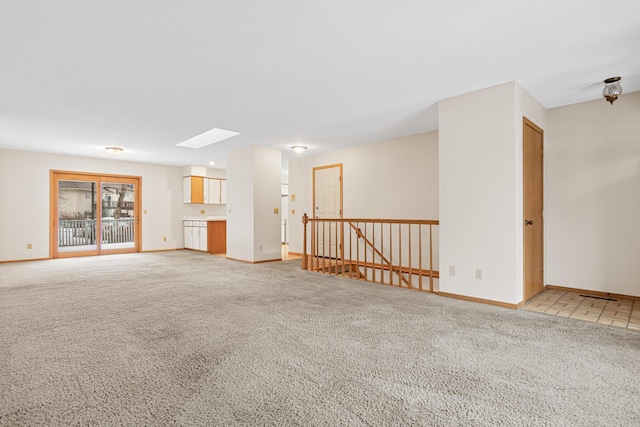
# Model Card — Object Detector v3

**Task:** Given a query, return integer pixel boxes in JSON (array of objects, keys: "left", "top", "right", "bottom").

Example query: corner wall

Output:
[
  {"left": 439, "top": 82, "right": 519, "bottom": 304},
  {"left": 226, "top": 146, "right": 282, "bottom": 262},
  {"left": 545, "top": 91, "right": 640, "bottom": 296},
  {"left": 0, "top": 149, "right": 210, "bottom": 262},
  {"left": 438, "top": 82, "right": 547, "bottom": 304}
]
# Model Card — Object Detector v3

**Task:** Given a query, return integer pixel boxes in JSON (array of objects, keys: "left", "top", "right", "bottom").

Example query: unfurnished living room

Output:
[{"left": 1, "top": 1, "right": 639, "bottom": 426}]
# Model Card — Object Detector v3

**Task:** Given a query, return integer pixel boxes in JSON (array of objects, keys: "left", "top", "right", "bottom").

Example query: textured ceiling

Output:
[{"left": 1, "top": 0, "right": 639, "bottom": 168}]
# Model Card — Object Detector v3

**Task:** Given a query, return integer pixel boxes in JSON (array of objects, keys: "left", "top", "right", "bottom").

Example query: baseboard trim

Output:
[
  {"left": 225, "top": 256, "right": 283, "bottom": 264},
  {"left": 288, "top": 251, "right": 304, "bottom": 257},
  {"left": 545, "top": 285, "right": 640, "bottom": 301},
  {"left": 141, "top": 248, "right": 182, "bottom": 253},
  {"left": 0, "top": 257, "right": 49, "bottom": 264},
  {"left": 437, "top": 292, "right": 519, "bottom": 310}
]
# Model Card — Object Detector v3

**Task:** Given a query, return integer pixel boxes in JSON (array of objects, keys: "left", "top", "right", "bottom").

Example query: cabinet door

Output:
[
  {"left": 208, "top": 179, "right": 221, "bottom": 204},
  {"left": 220, "top": 179, "right": 227, "bottom": 205},
  {"left": 191, "top": 176, "right": 205, "bottom": 204},
  {"left": 183, "top": 177, "right": 191, "bottom": 203},
  {"left": 184, "top": 223, "right": 194, "bottom": 249},
  {"left": 207, "top": 221, "right": 227, "bottom": 254},
  {"left": 203, "top": 178, "right": 210, "bottom": 204},
  {"left": 198, "top": 223, "right": 208, "bottom": 251}
]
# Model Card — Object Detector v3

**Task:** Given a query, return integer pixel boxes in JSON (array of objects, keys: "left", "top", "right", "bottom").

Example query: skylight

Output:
[{"left": 176, "top": 128, "right": 240, "bottom": 149}]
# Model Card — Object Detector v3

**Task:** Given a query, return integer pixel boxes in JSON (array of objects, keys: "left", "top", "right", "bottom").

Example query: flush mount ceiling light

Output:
[
  {"left": 176, "top": 128, "right": 240, "bottom": 149},
  {"left": 209, "top": 161, "right": 215, "bottom": 166},
  {"left": 602, "top": 77, "right": 622, "bottom": 105},
  {"left": 291, "top": 145, "right": 307, "bottom": 154},
  {"left": 105, "top": 146, "right": 123, "bottom": 155}
]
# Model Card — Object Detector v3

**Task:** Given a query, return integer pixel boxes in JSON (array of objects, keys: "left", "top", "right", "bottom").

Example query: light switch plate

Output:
[{"left": 274, "top": 208, "right": 279, "bottom": 214}]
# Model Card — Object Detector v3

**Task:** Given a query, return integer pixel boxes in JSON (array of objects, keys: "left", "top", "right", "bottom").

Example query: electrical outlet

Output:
[
  {"left": 274, "top": 208, "right": 279, "bottom": 214},
  {"left": 163, "top": 237, "right": 167, "bottom": 242},
  {"left": 27, "top": 243, "right": 32, "bottom": 249},
  {"left": 144, "top": 209, "right": 148, "bottom": 215},
  {"left": 476, "top": 269, "right": 483, "bottom": 280},
  {"left": 259, "top": 244, "right": 263, "bottom": 251},
  {"left": 449, "top": 266, "right": 455, "bottom": 276},
  {"left": 291, "top": 194, "right": 295, "bottom": 201}
]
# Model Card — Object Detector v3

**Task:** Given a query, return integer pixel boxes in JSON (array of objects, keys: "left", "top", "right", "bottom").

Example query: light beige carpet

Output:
[{"left": 1, "top": 251, "right": 639, "bottom": 426}]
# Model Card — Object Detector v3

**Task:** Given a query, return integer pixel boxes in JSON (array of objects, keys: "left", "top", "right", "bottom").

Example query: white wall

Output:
[
  {"left": 288, "top": 132, "right": 439, "bottom": 254},
  {"left": 546, "top": 91, "right": 640, "bottom": 296},
  {"left": 439, "top": 82, "right": 521, "bottom": 304},
  {"left": 226, "top": 146, "right": 282, "bottom": 262},
  {"left": 0, "top": 149, "right": 211, "bottom": 262}
]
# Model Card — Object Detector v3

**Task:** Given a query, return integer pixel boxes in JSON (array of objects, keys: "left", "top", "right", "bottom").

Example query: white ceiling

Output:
[{"left": 1, "top": 0, "right": 639, "bottom": 169}]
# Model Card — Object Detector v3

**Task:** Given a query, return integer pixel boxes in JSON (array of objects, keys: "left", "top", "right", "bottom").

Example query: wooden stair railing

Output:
[
  {"left": 349, "top": 222, "right": 412, "bottom": 288},
  {"left": 302, "top": 214, "right": 439, "bottom": 292}
]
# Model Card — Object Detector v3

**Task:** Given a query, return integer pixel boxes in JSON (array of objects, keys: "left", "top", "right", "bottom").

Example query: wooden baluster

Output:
[
  {"left": 341, "top": 220, "right": 345, "bottom": 277},
  {"left": 408, "top": 223, "right": 412, "bottom": 290},
  {"left": 380, "top": 222, "right": 384, "bottom": 284},
  {"left": 311, "top": 219, "right": 316, "bottom": 272},
  {"left": 398, "top": 223, "right": 402, "bottom": 287},
  {"left": 372, "top": 221, "right": 375, "bottom": 283},
  {"left": 335, "top": 220, "right": 339, "bottom": 275},
  {"left": 356, "top": 222, "right": 360, "bottom": 279},
  {"left": 419, "top": 224, "right": 423, "bottom": 291},
  {"left": 363, "top": 222, "right": 367, "bottom": 281},
  {"left": 389, "top": 222, "right": 393, "bottom": 285},
  {"left": 429, "top": 224, "right": 434, "bottom": 293},
  {"left": 302, "top": 214, "right": 308, "bottom": 270},
  {"left": 350, "top": 222, "right": 353, "bottom": 278}
]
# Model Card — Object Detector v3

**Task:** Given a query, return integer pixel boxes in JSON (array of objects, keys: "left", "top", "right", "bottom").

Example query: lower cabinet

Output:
[
  {"left": 207, "top": 221, "right": 226, "bottom": 254},
  {"left": 183, "top": 221, "right": 208, "bottom": 251}
]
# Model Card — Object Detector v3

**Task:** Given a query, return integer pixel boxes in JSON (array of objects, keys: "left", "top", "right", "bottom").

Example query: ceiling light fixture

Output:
[
  {"left": 291, "top": 145, "right": 307, "bottom": 154},
  {"left": 209, "top": 161, "right": 216, "bottom": 166},
  {"left": 602, "top": 77, "right": 622, "bottom": 105},
  {"left": 105, "top": 147, "right": 123, "bottom": 155}
]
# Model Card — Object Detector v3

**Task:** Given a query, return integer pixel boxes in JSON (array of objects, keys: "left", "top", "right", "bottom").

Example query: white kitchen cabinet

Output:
[
  {"left": 183, "top": 220, "right": 208, "bottom": 251},
  {"left": 184, "top": 176, "right": 227, "bottom": 205},
  {"left": 197, "top": 221, "right": 208, "bottom": 250},
  {"left": 183, "top": 176, "right": 205, "bottom": 204},
  {"left": 208, "top": 178, "right": 221, "bottom": 204},
  {"left": 206, "top": 178, "right": 227, "bottom": 205},
  {"left": 220, "top": 179, "right": 227, "bottom": 204},
  {"left": 184, "top": 220, "right": 194, "bottom": 248}
]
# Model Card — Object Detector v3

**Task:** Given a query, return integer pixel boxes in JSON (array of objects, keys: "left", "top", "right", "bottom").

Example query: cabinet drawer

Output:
[
  {"left": 198, "top": 221, "right": 207, "bottom": 227},
  {"left": 184, "top": 221, "right": 193, "bottom": 226}
]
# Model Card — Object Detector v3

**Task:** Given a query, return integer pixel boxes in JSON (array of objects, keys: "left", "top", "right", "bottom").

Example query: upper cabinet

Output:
[
  {"left": 183, "top": 176, "right": 227, "bottom": 205},
  {"left": 183, "top": 176, "right": 205, "bottom": 204}
]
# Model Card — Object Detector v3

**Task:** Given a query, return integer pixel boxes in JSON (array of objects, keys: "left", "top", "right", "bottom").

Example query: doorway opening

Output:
[
  {"left": 50, "top": 171, "right": 141, "bottom": 258},
  {"left": 313, "top": 164, "right": 343, "bottom": 259}
]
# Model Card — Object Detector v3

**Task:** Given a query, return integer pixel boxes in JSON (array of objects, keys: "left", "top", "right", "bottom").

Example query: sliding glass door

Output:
[{"left": 51, "top": 172, "right": 141, "bottom": 258}]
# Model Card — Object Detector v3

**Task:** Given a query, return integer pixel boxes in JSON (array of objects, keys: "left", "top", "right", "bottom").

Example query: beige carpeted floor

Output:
[{"left": 1, "top": 251, "right": 639, "bottom": 426}]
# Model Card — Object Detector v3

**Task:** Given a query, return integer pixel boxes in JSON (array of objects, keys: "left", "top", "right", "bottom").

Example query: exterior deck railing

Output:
[
  {"left": 302, "top": 214, "right": 439, "bottom": 292},
  {"left": 58, "top": 218, "right": 135, "bottom": 247}
]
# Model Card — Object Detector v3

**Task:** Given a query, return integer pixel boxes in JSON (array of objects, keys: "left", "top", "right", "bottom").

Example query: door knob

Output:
[{"left": 525, "top": 220, "right": 533, "bottom": 226}]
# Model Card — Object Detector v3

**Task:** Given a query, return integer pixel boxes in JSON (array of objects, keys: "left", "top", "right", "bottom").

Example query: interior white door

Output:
[{"left": 314, "top": 165, "right": 341, "bottom": 258}]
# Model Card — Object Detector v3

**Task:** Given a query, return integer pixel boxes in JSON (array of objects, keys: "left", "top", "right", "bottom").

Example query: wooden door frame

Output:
[
  {"left": 312, "top": 163, "right": 343, "bottom": 260},
  {"left": 522, "top": 117, "right": 544, "bottom": 301},
  {"left": 50, "top": 170, "right": 142, "bottom": 258}
]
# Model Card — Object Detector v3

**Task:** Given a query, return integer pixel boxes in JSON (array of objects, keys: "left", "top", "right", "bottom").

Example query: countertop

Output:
[{"left": 183, "top": 216, "right": 227, "bottom": 221}]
